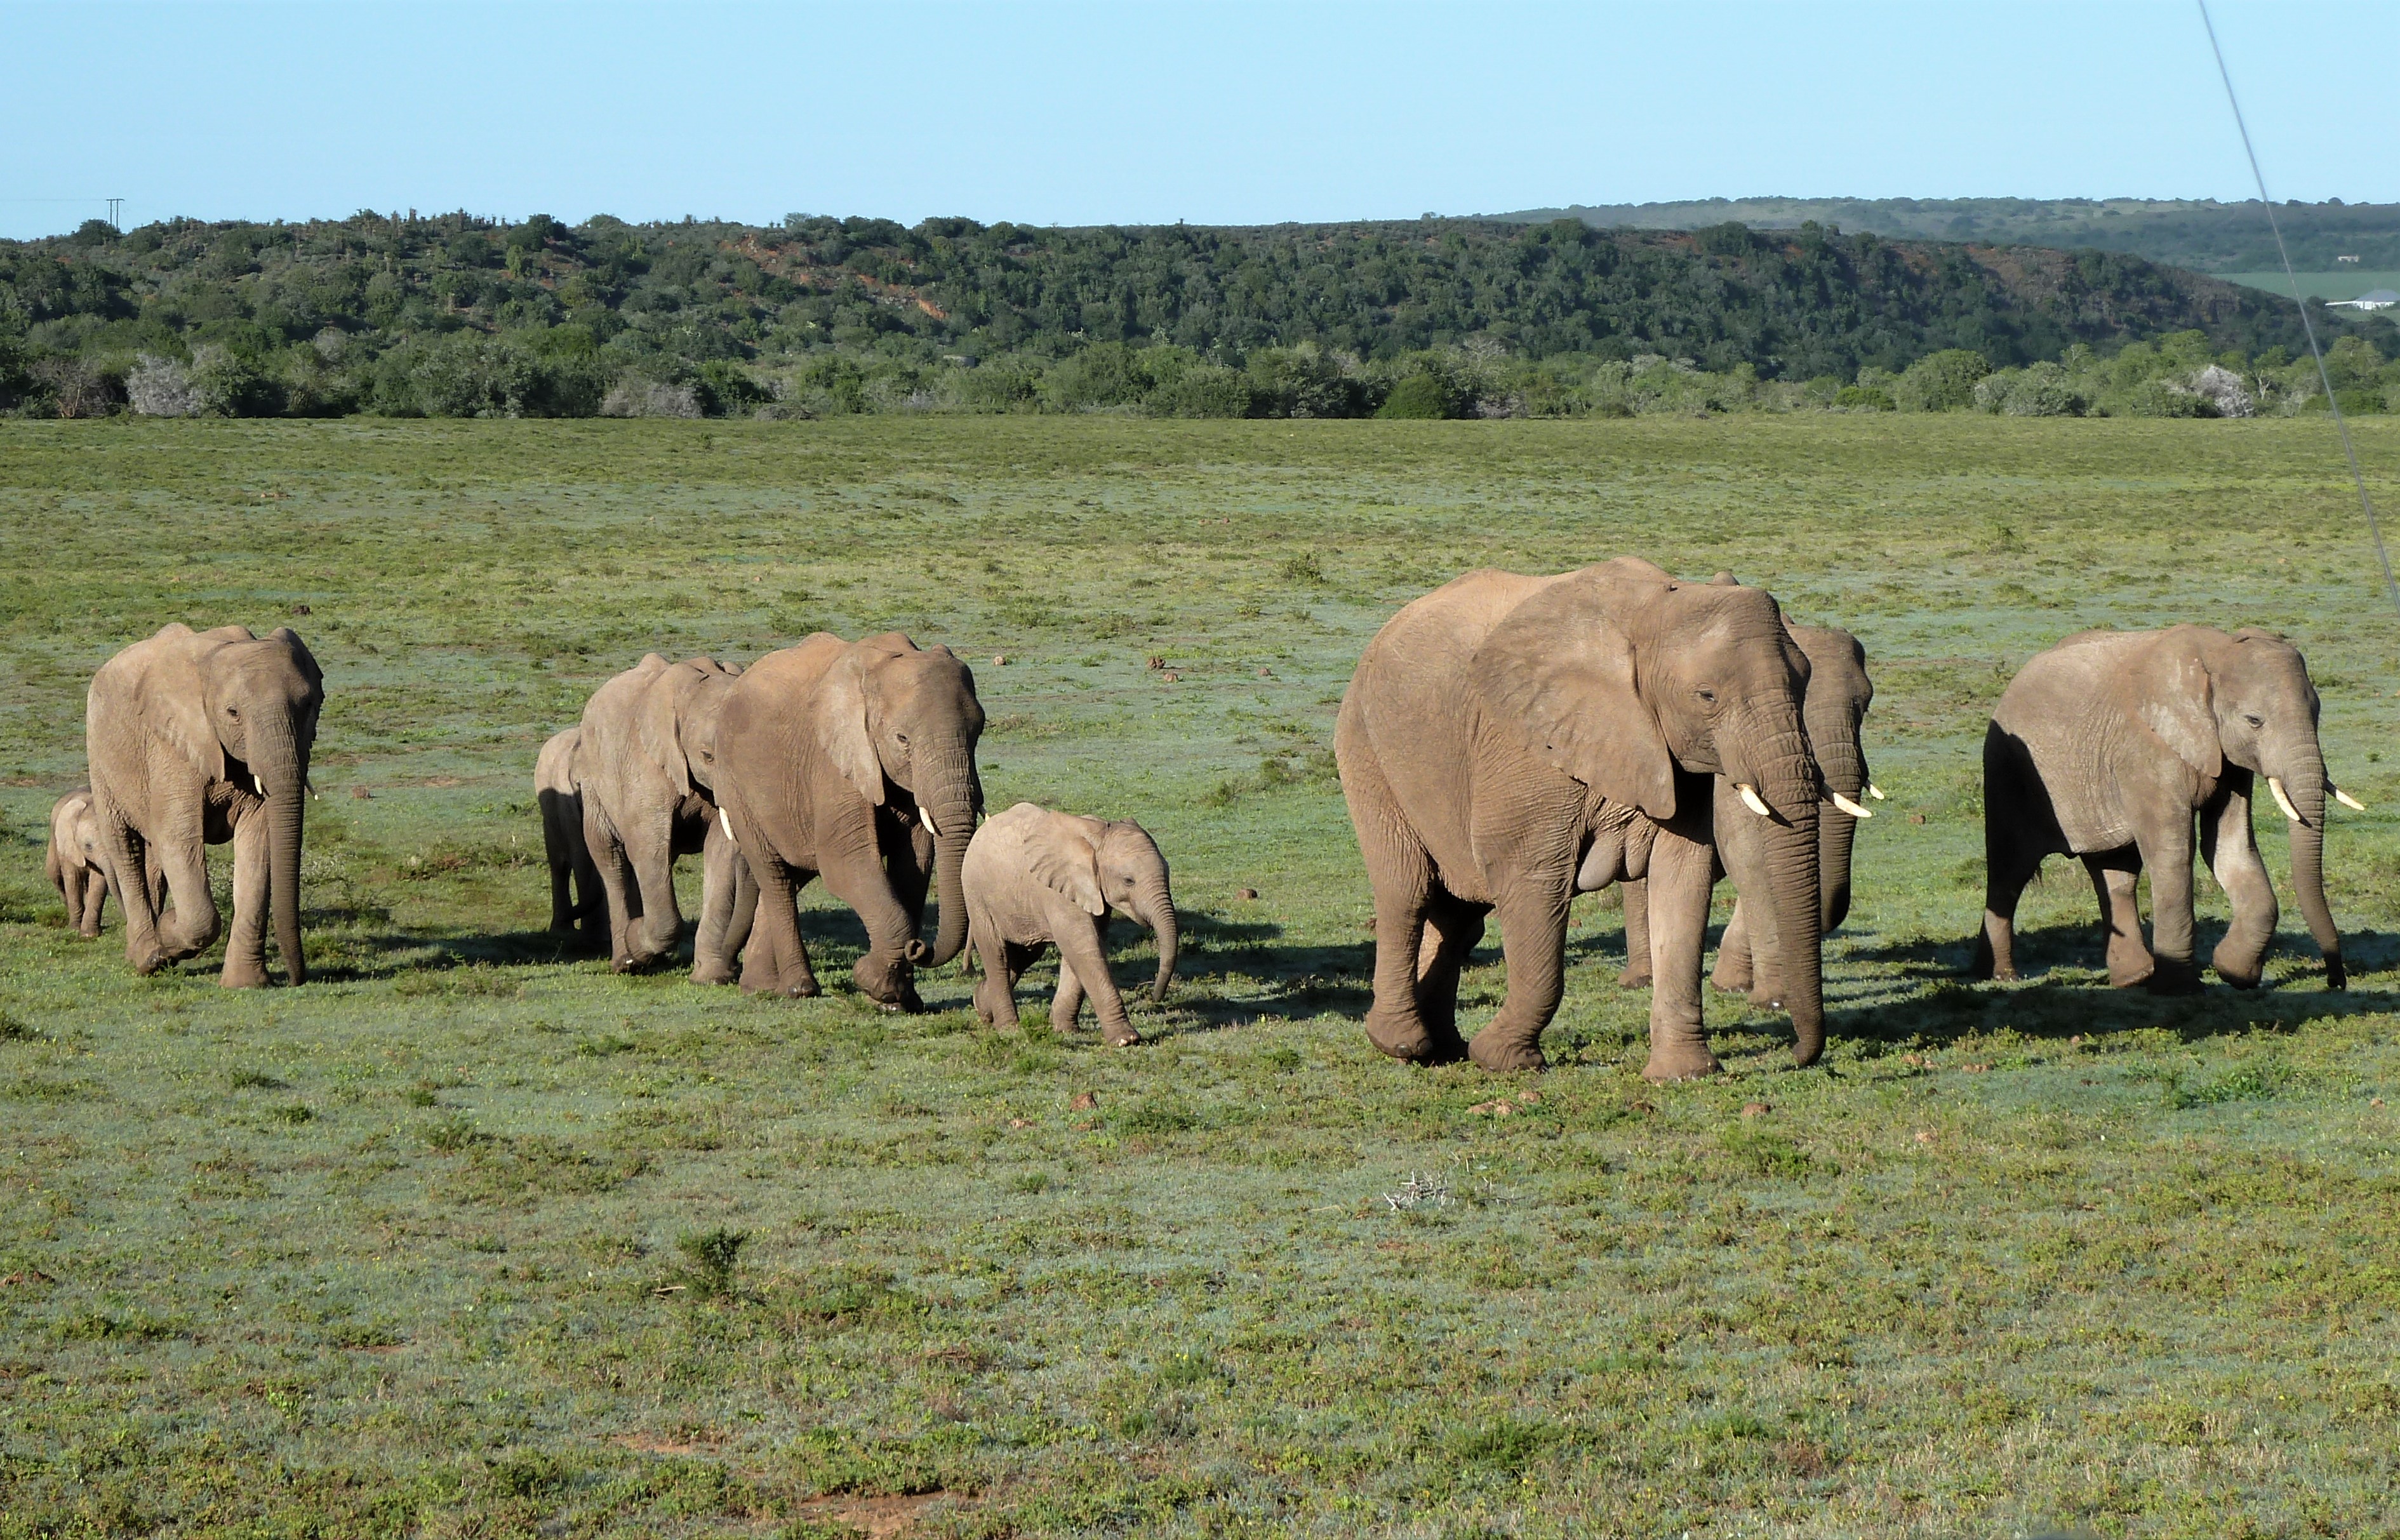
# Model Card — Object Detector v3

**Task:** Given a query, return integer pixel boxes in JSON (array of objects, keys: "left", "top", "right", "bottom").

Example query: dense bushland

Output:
[{"left": 4, "top": 210, "right": 2394, "bottom": 420}]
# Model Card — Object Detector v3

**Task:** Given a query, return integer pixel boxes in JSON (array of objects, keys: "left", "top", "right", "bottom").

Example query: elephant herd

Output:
[{"left": 50, "top": 559, "right": 2357, "bottom": 1081}]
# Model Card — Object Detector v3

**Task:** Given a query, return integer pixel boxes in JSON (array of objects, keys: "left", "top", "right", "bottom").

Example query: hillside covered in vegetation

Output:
[
  {"left": 1499, "top": 197, "right": 2400, "bottom": 274},
  {"left": 2, "top": 211, "right": 2392, "bottom": 420}
]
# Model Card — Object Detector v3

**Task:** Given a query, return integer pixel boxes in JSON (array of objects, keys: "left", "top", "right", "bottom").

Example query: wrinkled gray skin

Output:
[
  {"left": 1619, "top": 612, "right": 1874, "bottom": 1009},
  {"left": 1974, "top": 625, "right": 2347, "bottom": 993},
  {"left": 86, "top": 623, "right": 323, "bottom": 986},
  {"left": 535, "top": 728, "right": 604, "bottom": 946},
  {"left": 963, "top": 802, "right": 1178, "bottom": 1047},
  {"left": 47, "top": 788, "right": 142, "bottom": 938},
  {"left": 1337, "top": 559, "right": 1823, "bottom": 1082},
  {"left": 716, "top": 632, "right": 985, "bottom": 1012},
  {"left": 575, "top": 654, "right": 747, "bottom": 979}
]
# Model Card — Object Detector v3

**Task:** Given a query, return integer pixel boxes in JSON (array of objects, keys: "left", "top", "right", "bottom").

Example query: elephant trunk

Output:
[
  {"left": 1730, "top": 707, "right": 1825, "bottom": 1065},
  {"left": 1137, "top": 873, "right": 1178, "bottom": 1002},
  {"left": 257, "top": 726, "right": 309, "bottom": 985},
  {"left": 1810, "top": 734, "right": 1865, "bottom": 933},
  {"left": 916, "top": 742, "right": 978, "bottom": 967},
  {"left": 2274, "top": 745, "right": 2343, "bottom": 988}
]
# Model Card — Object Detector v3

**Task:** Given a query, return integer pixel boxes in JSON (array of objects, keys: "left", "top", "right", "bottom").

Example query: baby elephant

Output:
[
  {"left": 964, "top": 802, "right": 1178, "bottom": 1046},
  {"left": 46, "top": 789, "right": 112, "bottom": 937}
]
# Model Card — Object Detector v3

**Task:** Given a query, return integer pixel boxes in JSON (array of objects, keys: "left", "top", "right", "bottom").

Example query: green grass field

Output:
[{"left": 3, "top": 415, "right": 2399, "bottom": 1538}]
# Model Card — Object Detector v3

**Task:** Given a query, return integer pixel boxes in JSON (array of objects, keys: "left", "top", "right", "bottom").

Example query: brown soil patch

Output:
[
  {"left": 796, "top": 1492, "right": 958, "bottom": 1537},
  {"left": 612, "top": 1428, "right": 730, "bottom": 1457}
]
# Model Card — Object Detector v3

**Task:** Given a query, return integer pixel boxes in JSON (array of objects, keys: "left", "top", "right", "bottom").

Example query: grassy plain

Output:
[{"left": 1, "top": 415, "right": 2398, "bottom": 1539}]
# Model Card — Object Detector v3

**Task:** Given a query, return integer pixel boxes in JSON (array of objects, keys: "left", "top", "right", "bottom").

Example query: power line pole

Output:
[{"left": 106, "top": 197, "right": 122, "bottom": 232}]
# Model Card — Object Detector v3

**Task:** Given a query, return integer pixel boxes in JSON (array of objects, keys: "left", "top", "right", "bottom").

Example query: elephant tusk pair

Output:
[
  {"left": 719, "top": 807, "right": 738, "bottom": 849},
  {"left": 2266, "top": 776, "right": 2305, "bottom": 824},
  {"left": 1736, "top": 783, "right": 1772, "bottom": 818},
  {"left": 1829, "top": 792, "right": 1874, "bottom": 819},
  {"left": 2332, "top": 784, "right": 2368, "bottom": 812}
]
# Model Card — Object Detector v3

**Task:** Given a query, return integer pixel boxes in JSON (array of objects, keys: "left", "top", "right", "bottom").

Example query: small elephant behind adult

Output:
[
  {"left": 47, "top": 789, "right": 114, "bottom": 937},
  {"left": 534, "top": 728, "right": 603, "bottom": 946},
  {"left": 963, "top": 802, "right": 1178, "bottom": 1047},
  {"left": 1975, "top": 624, "right": 2350, "bottom": 993}
]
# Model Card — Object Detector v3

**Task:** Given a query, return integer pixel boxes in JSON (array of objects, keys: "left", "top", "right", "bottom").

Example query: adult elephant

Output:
[
  {"left": 714, "top": 632, "right": 983, "bottom": 1011},
  {"left": 1620, "top": 610, "right": 1877, "bottom": 1007},
  {"left": 86, "top": 623, "right": 323, "bottom": 986},
  {"left": 1337, "top": 560, "right": 1823, "bottom": 1080},
  {"left": 1973, "top": 625, "right": 2352, "bottom": 992},
  {"left": 574, "top": 654, "right": 748, "bottom": 980}
]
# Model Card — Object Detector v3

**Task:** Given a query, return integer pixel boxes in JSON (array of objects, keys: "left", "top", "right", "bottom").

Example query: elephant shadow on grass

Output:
[
  {"left": 1048, "top": 909, "right": 1377, "bottom": 1040},
  {"left": 1823, "top": 919, "right": 2400, "bottom": 1055}
]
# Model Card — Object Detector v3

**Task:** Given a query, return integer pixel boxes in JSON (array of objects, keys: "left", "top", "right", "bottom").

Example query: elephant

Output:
[
  {"left": 963, "top": 802, "right": 1178, "bottom": 1047},
  {"left": 1336, "top": 559, "right": 1825, "bottom": 1080},
  {"left": 1973, "top": 624, "right": 2352, "bottom": 993},
  {"left": 85, "top": 623, "right": 323, "bottom": 986},
  {"left": 46, "top": 789, "right": 114, "bottom": 937},
  {"left": 573, "top": 654, "right": 750, "bottom": 981},
  {"left": 714, "top": 632, "right": 984, "bottom": 1011},
  {"left": 535, "top": 728, "right": 604, "bottom": 945},
  {"left": 1620, "top": 610, "right": 1877, "bottom": 1008}
]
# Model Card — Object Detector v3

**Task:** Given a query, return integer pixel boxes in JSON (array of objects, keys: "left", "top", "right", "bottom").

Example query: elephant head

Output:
[
  {"left": 1474, "top": 559, "right": 1826, "bottom": 1064},
  {"left": 202, "top": 628, "right": 324, "bottom": 983},
  {"left": 1032, "top": 815, "right": 1179, "bottom": 1002},
  {"left": 2128, "top": 625, "right": 2346, "bottom": 986},
  {"left": 821, "top": 634, "right": 986, "bottom": 967}
]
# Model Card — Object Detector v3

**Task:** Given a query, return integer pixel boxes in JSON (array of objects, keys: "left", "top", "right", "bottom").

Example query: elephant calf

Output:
[
  {"left": 963, "top": 802, "right": 1178, "bottom": 1047},
  {"left": 1975, "top": 625, "right": 2351, "bottom": 993},
  {"left": 46, "top": 789, "right": 114, "bottom": 937},
  {"left": 535, "top": 728, "right": 604, "bottom": 946}
]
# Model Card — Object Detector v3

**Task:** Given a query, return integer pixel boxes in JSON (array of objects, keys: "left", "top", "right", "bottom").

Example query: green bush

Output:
[
  {"left": 1377, "top": 372, "right": 1453, "bottom": 419},
  {"left": 1895, "top": 348, "right": 1990, "bottom": 411},
  {"left": 1834, "top": 385, "right": 1895, "bottom": 411}
]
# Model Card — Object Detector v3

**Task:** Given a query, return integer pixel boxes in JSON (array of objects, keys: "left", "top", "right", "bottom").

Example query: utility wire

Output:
[{"left": 2197, "top": 0, "right": 2400, "bottom": 625}]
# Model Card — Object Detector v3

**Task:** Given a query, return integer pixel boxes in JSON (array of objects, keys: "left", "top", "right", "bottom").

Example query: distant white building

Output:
[
  {"left": 2336, "top": 254, "right": 2362, "bottom": 265},
  {"left": 2327, "top": 288, "right": 2398, "bottom": 310}
]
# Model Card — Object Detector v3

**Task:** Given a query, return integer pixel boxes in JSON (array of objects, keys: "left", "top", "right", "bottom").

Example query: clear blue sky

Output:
[{"left": 5, "top": 1, "right": 2393, "bottom": 239}]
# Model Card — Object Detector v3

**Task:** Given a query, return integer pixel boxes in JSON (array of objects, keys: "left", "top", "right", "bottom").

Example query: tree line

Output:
[{"left": 2, "top": 210, "right": 2393, "bottom": 421}]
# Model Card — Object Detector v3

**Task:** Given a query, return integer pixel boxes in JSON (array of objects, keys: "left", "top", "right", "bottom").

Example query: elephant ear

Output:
[
  {"left": 1467, "top": 578, "right": 1677, "bottom": 821},
  {"left": 2120, "top": 635, "right": 2222, "bottom": 780},
  {"left": 1029, "top": 820, "right": 1106, "bottom": 917},
  {"left": 268, "top": 628, "right": 323, "bottom": 691},
  {"left": 816, "top": 647, "right": 886, "bottom": 804}
]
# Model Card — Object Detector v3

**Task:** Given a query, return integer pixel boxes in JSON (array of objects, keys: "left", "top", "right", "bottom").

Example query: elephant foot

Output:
[
  {"left": 132, "top": 947, "right": 173, "bottom": 977},
  {"left": 2144, "top": 959, "right": 2202, "bottom": 996},
  {"left": 2210, "top": 943, "right": 2263, "bottom": 990},
  {"left": 691, "top": 962, "right": 737, "bottom": 987},
  {"left": 220, "top": 956, "right": 270, "bottom": 989},
  {"left": 2324, "top": 953, "right": 2347, "bottom": 992},
  {"left": 1467, "top": 1025, "right": 1547, "bottom": 1074},
  {"left": 1617, "top": 966, "right": 1652, "bottom": 990},
  {"left": 1710, "top": 964, "right": 1754, "bottom": 996},
  {"left": 1103, "top": 1024, "right": 1142, "bottom": 1048},
  {"left": 1642, "top": 1041, "right": 1721, "bottom": 1082},
  {"left": 1363, "top": 1002, "right": 1456, "bottom": 1063}
]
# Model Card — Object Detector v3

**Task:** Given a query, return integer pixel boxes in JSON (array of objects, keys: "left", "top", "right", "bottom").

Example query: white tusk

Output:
[
  {"left": 719, "top": 807, "right": 737, "bottom": 848},
  {"left": 2333, "top": 785, "right": 2367, "bottom": 812},
  {"left": 1830, "top": 792, "right": 1874, "bottom": 819},
  {"left": 918, "top": 804, "right": 940, "bottom": 837},
  {"left": 1867, "top": 783, "right": 1885, "bottom": 800},
  {"left": 253, "top": 774, "right": 267, "bottom": 798},
  {"left": 1737, "top": 783, "right": 1771, "bottom": 818},
  {"left": 2267, "top": 775, "right": 2303, "bottom": 823}
]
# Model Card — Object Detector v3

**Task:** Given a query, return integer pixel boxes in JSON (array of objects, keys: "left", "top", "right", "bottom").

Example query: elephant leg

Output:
[
  {"left": 1641, "top": 819, "right": 1721, "bottom": 1082},
  {"left": 221, "top": 806, "right": 272, "bottom": 988},
  {"left": 1469, "top": 881, "right": 1571, "bottom": 1074},
  {"left": 2135, "top": 816, "right": 2202, "bottom": 995},
  {"left": 1713, "top": 898, "right": 1756, "bottom": 996},
  {"left": 72, "top": 867, "right": 105, "bottom": 939},
  {"left": 2201, "top": 783, "right": 2277, "bottom": 988},
  {"left": 818, "top": 826, "right": 923, "bottom": 1012},
  {"left": 1617, "top": 878, "right": 1653, "bottom": 988},
  {"left": 620, "top": 824, "right": 684, "bottom": 971},
  {"left": 717, "top": 849, "right": 760, "bottom": 975},
  {"left": 149, "top": 809, "right": 220, "bottom": 967},
  {"left": 2082, "top": 851, "right": 2152, "bottom": 987},
  {"left": 691, "top": 821, "right": 743, "bottom": 986},
  {"left": 583, "top": 801, "right": 643, "bottom": 971},
  {"left": 1414, "top": 892, "right": 1485, "bottom": 1060},
  {"left": 1973, "top": 843, "right": 2044, "bottom": 984},
  {"left": 740, "top": 858, "right": 820, "bottom": 998},
  {"left": 971, "top": 918, "right": 1019, "bottom": 1027},
  {"left": 1055, "top": 916, "right": 1137, "bottom": 1045}
]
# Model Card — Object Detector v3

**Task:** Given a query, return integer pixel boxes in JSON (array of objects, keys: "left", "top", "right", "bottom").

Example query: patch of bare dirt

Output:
[{"left": 794, "top": 1492, "right": 959, "bottom": 1537}]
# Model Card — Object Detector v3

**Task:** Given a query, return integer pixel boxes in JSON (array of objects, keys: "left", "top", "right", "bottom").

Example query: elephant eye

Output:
[
  {"left": 894, "top": 731, "right": 909, "bottom": 745},
  {"left": 2244, "top": 714, "right": 2263, "bottom": 728},
  {"left": 224, "top": 706, "right": 239, "bottom": 719},
  {"left": 1695, "top": 689, "right": 1717, "bottom": 705}
]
